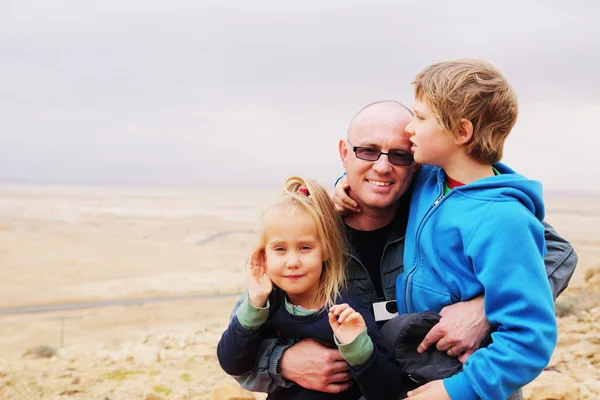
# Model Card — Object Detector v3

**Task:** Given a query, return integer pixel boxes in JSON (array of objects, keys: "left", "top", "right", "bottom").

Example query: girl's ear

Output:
[
  {"left": 455, "top": 118, "right": 473, "bottom": 145},
  {"left": 322, "top": 247, "right": 330, "bottom": 262}
]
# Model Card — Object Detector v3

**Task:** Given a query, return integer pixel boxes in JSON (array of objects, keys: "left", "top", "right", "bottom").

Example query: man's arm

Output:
[{"left": 542, "top": 220, "right": 578, "bottom": 299}]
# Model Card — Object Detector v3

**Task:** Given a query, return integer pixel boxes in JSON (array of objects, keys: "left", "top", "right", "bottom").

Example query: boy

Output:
[{"left": 398, "top": 59, "right": 557, "bottom": 400}]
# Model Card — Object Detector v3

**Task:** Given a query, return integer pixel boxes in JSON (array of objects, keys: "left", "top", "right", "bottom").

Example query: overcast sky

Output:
[{"left": 1, "top": 0, "right": 599, "bottom": 192}]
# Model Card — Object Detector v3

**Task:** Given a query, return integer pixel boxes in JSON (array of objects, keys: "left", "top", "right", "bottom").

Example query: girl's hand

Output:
[
  {"left": 247, "top": 248, "right": 272, "bottom": 308},
  {"left": 332, "top": 177, "right": 361, "bottom": 214},
  {"left": 328, "top": 303, "right": 367, "bottom": 344},
  {"left": 405, "top": 380, "right": 451, "bottom": 400}
]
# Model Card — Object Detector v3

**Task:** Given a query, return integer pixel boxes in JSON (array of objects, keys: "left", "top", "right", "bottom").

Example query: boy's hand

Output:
[
  {"left": 332, "top": 177, "right": 361, "bottom": 214},
  {"left": 405, "top": 380, "right": 451, "bottom": 400},
  {"left": 246, "top": 248, "right": 272, "bottom": 308},
  {"left": 328, "top": 303, "right": 367, "bottom": 344}
]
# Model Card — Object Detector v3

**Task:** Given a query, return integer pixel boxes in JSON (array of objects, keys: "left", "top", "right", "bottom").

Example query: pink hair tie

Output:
[{"left": 299, "top": 187, "right": 310, "bottom": 196}]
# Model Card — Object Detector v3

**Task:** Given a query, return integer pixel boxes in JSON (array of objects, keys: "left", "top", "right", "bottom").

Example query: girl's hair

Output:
[{"left": 258, "top": 176, "right": 347, "bottom": 309}]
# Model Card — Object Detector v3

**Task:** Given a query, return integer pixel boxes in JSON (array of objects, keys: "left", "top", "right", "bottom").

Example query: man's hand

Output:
[
  {"left": 279, "top": 338, "right": 353, "bottom": 393},
  {"left": 405, "top": 380, "right": 451, "bottom": 400},
  {"left": 332, "top": 177, "right": 361, "bottom": 214},
  {"left": 417, "top": 296, "right": 491, "bottom": 364}
]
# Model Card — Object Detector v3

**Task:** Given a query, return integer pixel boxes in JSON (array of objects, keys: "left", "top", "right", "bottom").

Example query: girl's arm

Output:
[
  {"left": 329, "top": 303, "right": 408, "bottom": 400},
  {"left": 217, "top": 294, "right": 271, "bottom": 376}
]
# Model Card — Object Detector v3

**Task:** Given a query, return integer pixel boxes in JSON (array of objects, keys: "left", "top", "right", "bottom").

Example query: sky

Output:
[{"left": 1, "top": 0, "right": 599, "bottom": 192}]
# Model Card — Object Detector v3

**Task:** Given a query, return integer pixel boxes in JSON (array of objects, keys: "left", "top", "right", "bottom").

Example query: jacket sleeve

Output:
[
  {"left": 542, "top": 220, "right": 578, "bottom": 299},
  {"left": 348, "top": 305, "right": 408, "bottom": 400},
  {"left": 217, "top": 314, "right": 268, "bottom": 376},
  {"left": 226, "top": 291, "right": 294, "bottom": 392},
  {"left": 444, "top": 205, "right": 558, "bottom": 400}
]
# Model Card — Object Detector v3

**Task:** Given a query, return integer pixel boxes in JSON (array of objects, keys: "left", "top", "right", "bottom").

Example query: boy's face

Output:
[{"left": 406, "top": 98, "right": 459, "bottom": 168}]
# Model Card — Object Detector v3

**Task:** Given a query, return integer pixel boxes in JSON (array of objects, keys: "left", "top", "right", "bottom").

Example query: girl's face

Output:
[{"left": 263, "top": 212, "right": 326, "bottom": 309}]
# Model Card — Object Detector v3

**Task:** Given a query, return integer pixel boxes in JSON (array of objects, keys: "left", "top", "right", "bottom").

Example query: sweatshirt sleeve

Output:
[
  {"left": 444, "top": 204, "right": 558, "bottom": 400},
  {"left": 347, "top": 304, "right": 408, "bottom": 400}
]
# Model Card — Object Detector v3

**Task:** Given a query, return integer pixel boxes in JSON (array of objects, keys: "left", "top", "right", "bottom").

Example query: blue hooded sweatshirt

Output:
[{"left": 396, "top": 163, "right": 557, "bottom": 400}]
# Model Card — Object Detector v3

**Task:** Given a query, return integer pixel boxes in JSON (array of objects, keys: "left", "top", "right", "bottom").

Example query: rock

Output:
[
  {"left": 145, "top": 394, "right": 165, "bottom": 400},
  {"left": 211, "top": 382, "right": 255, "bottom": 400},
  {"left": 523, "top": 370, "right": 581, "bottom": 400}
]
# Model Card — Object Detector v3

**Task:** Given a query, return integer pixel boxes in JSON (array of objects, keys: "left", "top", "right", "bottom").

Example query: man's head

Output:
[
  {"left": 410, "top": 59, "right": 518, "bottom": 164},
  {"left": 339, "top": 100, "right": 416, "bottom": 216}
]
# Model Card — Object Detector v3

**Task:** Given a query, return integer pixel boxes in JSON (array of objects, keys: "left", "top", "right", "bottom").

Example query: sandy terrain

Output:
[{"left": 0, "top": 185, "right": 598, "bottom": 399}]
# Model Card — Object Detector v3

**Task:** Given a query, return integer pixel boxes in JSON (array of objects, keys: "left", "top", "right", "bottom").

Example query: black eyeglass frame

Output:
[{"left": 347, "top": 140, "right": 414, "bottom": 167}]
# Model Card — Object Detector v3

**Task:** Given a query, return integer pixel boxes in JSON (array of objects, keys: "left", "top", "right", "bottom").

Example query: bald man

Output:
[{"left": 227, "top": 101, "right": 577, "bottom": 397}]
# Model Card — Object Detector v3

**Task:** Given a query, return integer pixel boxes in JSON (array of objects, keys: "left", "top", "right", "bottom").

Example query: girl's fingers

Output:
[
  {"left": 336, "top": 307, "right": 356, "bottom": 324},
  {"left": 328, "top": 311, "right": 339, "bottom": 329},
  {"left": 329, "top": 303, "right": 349, "bottom": 316}
]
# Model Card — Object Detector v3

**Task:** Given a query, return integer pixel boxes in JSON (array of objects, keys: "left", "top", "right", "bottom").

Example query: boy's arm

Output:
[
  {"left": 444, "top": 207, "right": 558, "bottom": 400},
  {"left": 542, "top": 220, "right": 578, "bottom": 298},
  {"left": 416, "top": 220, "right": 577, "bottom": 359}
]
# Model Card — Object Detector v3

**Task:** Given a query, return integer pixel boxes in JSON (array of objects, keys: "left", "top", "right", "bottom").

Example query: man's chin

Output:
[{"left": 363, "top": 194, "right": 399, "bottom": 210}]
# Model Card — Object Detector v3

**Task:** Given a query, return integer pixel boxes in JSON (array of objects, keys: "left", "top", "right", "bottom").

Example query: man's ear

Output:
[
  {"left": 339, "top": 139, "right": 349, "bottom": 168},
  {"left": 455, "top": 119, "right": 473, "bottom": 145}
]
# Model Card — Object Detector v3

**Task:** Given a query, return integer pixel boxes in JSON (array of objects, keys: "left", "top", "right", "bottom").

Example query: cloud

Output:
[{"left": 0, "top": 0, "right": 598, "bottom": 190}]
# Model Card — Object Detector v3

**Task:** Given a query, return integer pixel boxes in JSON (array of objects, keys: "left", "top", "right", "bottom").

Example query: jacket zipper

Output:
[
  {"left": 345, "top": 253, "right": 378, "bottom": 300},
  {"left": 405, "top": 184, "right": 444, "bottom": 313}
]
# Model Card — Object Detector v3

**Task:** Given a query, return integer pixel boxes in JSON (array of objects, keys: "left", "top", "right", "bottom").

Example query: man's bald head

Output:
[
  {"left": 339, "top": 100, "right": 417, "bottom": 226},
  {"left": 347, "top": 100, "right": 413, "bottom": 142}
]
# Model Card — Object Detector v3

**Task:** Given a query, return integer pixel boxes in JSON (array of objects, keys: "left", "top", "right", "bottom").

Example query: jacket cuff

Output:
[
  {"left": 268, "top": 342, "right": 294, "bottom": 389},
  {"left": 444, "top": 373, "right": 478, "bottom": 400},
  {"left": 335, "top": 329, "right": 373, "bottom": 366},
  {"left": 236, "top": 296, "right": 270, "bottom": 330}
]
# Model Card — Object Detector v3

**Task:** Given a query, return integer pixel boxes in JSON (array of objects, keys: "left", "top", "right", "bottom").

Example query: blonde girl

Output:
[{"left": 217, "top": 176, "right": 404, "bottom": 400}]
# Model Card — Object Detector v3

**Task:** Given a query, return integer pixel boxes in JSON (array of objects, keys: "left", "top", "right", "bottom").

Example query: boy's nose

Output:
[{"left": 405, "top": 120, "right": 415, "bottom": 135}]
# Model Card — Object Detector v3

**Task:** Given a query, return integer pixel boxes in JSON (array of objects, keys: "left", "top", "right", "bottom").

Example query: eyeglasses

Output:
[{"left": 347, "top": 140, "right": 414, "bottom": 166}]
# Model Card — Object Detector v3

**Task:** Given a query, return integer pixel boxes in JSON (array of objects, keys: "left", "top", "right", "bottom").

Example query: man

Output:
[{"left": 228, "top": 100, "right": 577, "bottom": 395}]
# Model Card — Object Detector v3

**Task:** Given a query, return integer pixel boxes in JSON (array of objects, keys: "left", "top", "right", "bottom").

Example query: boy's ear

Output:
[
  {"left": 455, "top": 119, "right": 473, "bottom": 145},
  {"left": 339, "top": 139, "right": 349, "bottom": 168}
]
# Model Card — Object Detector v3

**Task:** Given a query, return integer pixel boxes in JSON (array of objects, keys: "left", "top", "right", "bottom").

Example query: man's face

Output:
[{"left": 339, "top": 110, "right": 416, "bottom": 213}]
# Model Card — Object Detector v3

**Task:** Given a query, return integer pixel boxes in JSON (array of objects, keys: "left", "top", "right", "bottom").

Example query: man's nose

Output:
[{"left": 372, "top": 153, "right": 393, "bottom": 173}]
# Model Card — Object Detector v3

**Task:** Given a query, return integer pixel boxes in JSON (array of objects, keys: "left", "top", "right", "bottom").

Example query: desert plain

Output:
[{"left": 0, "top": 185, "right": 598, "bottom": 399}]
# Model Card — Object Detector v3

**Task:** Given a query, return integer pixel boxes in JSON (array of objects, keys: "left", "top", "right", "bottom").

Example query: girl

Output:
[{"left": 217, "top": 176, "right": 404, "bottom": 400}]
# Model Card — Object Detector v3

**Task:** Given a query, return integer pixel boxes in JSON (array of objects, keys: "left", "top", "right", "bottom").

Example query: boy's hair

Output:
[
  {"left": 413, "top": 58, "right": 518, "bottom": 164},
  {"left": 258, "top": 176, "right": 347, "bottom": 309}
]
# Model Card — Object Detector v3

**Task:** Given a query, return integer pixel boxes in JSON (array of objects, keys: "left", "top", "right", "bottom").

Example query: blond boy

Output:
[{"left": 398, "top": 59, "right": 557, "bottom": 400}]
